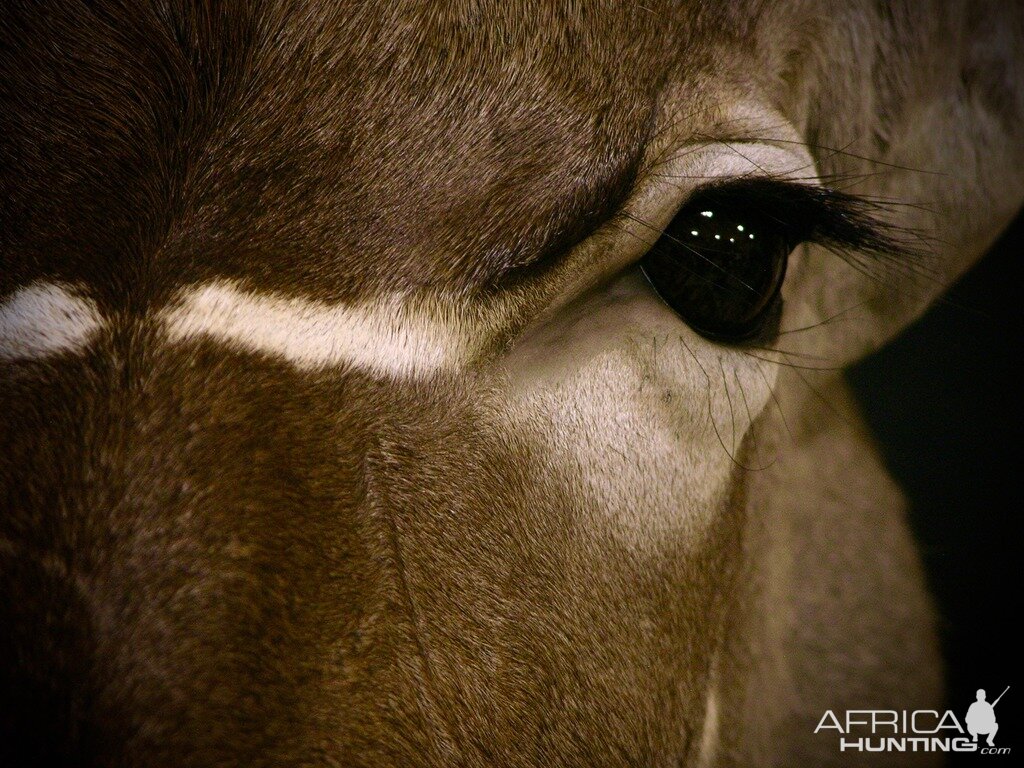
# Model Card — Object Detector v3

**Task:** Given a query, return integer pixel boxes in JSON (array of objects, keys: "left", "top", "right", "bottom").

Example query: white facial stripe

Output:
[
  {"left": 0, "top": 282, "right": 104, "bottom": 360},
  {"left": 697, "top": 684, "right": 720, "bottom": 768},
  {"left": 158, "top": 281, "right": 477, "bottom": 378}
]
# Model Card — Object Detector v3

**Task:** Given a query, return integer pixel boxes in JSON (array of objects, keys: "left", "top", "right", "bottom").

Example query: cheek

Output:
[{"left": 493, "top": 270, "right": 779, "bottom": 550}]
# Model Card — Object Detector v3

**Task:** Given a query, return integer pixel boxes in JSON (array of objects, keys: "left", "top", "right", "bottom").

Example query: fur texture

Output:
[{"left": 1, "top": 1, "right": 1022, "bottom": 765}]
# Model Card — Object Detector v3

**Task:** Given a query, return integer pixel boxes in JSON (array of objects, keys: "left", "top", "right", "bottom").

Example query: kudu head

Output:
[{"left": 2, "top": 1, "right": 1022, "bottom": 765}]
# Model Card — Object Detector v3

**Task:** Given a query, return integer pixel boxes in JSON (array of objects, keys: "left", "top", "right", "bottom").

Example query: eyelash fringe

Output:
[{"left": 692, "top": 177, "right": 936, "bottom": 283}]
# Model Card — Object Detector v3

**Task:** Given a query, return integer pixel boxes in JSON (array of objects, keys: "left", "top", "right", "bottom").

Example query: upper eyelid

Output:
[
  {"left": 485, "top": 142, "right": 886, "bottom": 299},
  {"left": 487, "top": 146, "right": 814, "bottom": 287},
  {"left": 644, "top": 140, "right": 818, "bottom": 187},
  {"left": 476, "top": 143, "right": 833, "bottom": 341}
]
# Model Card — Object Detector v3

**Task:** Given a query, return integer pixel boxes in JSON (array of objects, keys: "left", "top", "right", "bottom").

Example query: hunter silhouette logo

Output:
[
  {"left": 814, "top": 685, "right": 1012, "bottom": 755},
  {"left": 966, "top": 687, "right": 1009, "bottom": 747}
]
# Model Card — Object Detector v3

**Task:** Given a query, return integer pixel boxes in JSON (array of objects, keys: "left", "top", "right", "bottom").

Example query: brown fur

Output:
[{"left": 2, "top": 1, "right": 1022, "bottom": 765}]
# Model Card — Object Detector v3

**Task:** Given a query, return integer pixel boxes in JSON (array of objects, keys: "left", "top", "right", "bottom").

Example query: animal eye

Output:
[{"left": 639, "top": 194, "right": 798, "bottom": 343}]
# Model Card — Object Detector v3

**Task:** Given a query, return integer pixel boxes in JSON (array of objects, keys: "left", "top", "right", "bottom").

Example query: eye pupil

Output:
[{"left": 640, "top": 201, "right": 792, "bottom": 343}]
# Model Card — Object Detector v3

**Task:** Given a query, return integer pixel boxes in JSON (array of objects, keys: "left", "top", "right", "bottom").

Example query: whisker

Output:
[
  {"left": 778, "top": 300, "right": 873, "bottom": 336},
  {"left": 735, "top": 367, "right": 779, "bottom": 471},
  {"left": 787, "top": 361, "right": 863, "bottom": 433},
  {"left": 754, "top": 359, "right": 793, "bottom": 442},
  {"left": 693, "top": 133, "right": 771, "bottom": 175},
  {"left": 719, "top": 357, "right": 738, "bottom": 453},
  {"left": 744, "top": 344, "right": 837, "bottom": 361},
  {"left": 679, "top": 334, "right": 744, "bottom": 469},
  {"left": 718, "top": 133, "right": 946, "bottom": 177},
  {"left": 741, "top": 350, "right": 848, "bottom": 372}
]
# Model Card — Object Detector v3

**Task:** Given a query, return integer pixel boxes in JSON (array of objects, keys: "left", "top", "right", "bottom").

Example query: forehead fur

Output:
[{"left": 2, "top": 1, "right": 745, "bottom": 309}]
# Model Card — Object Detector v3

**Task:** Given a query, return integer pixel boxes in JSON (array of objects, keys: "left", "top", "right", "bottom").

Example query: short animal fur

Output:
[{"left": 1, "top": 1, "right": 1022, "bottom": 765}]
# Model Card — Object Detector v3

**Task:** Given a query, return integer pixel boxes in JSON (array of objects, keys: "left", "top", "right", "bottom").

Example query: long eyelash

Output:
[{"left": 692, "top": 177, "right": 922, "bottom": 262}]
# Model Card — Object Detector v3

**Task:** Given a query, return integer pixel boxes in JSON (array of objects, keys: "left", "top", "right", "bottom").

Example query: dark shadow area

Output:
[{"left": 848, "top": 210, "right": 1021, "bottom": 761}]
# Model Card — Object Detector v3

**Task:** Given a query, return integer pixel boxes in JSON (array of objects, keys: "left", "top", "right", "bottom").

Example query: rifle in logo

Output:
[{"left": 966, "top": 686, "right": 1009, "bottom": 747}]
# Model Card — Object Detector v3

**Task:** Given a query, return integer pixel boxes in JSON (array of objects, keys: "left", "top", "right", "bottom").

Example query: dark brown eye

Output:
[{"left": 640, "top": 196, "right": 797, "bottom": 343}]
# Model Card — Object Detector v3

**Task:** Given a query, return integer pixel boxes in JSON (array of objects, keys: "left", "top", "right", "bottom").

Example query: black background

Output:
[{"left": 848, "top": 210, "right": 1021, "bottom": 761}]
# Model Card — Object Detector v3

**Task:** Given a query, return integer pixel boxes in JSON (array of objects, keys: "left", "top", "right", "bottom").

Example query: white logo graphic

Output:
[
  {"left": 966, "top": 687, "right": 1008, "bottom": 747},
  {"left": 814, "top": 685, "right": 1011, "bottom": 755}
]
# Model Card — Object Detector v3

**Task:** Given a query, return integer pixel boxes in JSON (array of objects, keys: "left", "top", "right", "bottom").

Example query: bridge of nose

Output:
[
  {"left": 0, "top": 339, "right": 464, "bottom": 764},
  {"left": 2, "top": 331, "right": 721, "bottom": 764}
]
